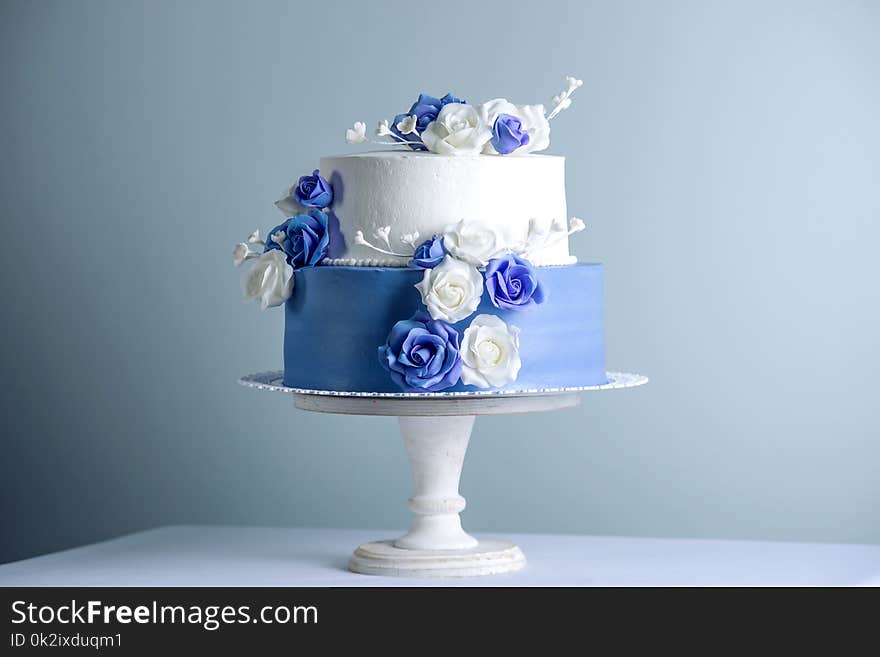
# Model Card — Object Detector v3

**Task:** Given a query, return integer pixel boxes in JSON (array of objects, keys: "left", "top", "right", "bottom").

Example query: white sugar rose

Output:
[
  {"left": 477, "top": 98, "right": 550, "bottom": 155},
  {"left": 442, "top": 219, "right": 502, "bottom": 266},
  {"left": 415, "top": 255, "right": 482, "bottom": 323},
  {"left": 460, "top": 315, "right": 522, "bottom": 388},
  {"left": 421, "top": 103, "right": 492, "bottom": 156},
  {"left": 242, "top": 249, "right": 294, "bottom": 309},
  {"left": 459, "top": 315, "right": 522, "bottom": 388}
]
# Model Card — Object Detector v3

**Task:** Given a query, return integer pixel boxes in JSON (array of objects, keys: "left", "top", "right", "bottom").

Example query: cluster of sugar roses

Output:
[
  {"left": 375, "top": 215, "right": 585, "bottom": 392},
  {"left": 232, "top": 169, "right": 334, "bottom": 308},
  {"left": 345, "top": 76, "right": 583, "bottom": 156}
]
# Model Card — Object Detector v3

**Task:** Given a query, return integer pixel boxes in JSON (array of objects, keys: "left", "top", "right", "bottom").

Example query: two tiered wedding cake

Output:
[{"left": 233, "top": 77, "right": 606, "bottom": 393}]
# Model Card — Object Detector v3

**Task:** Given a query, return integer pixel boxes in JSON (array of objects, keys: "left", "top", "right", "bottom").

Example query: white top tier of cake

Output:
[{"left": 319, "top": 151, "right": 574, "bottom": 266}]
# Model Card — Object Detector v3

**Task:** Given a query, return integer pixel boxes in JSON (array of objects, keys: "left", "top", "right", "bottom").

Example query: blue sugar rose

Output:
[
  {"left": 265, "top": 209, "right": 330, "bottom": 269},
  {"left": 408, "top": 236, "right": 446, "bottom": 269},
  {"left": 378, "top": 311, "right": 462, "bottom": 392},
  {"left": 293, "top": 169, "right": 333, "bottom": 208},
  {"left": 484, "top": 254, "right": 545, "bottom": 310},
  {"left": 491, "top": 114, "right": 531, "bottom": 155},
  {"left": 392, "top": 92, "right": 467, "bottom": 149}
]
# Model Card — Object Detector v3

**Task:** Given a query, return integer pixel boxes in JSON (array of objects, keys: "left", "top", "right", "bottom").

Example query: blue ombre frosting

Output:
[{"left": 283, "top": 264, "right": 606, "bottom": 392}]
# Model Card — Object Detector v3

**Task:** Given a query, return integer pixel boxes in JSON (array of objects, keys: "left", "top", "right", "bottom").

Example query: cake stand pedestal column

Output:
[
  {"left": 395, "top": 415, "right": 477, "bottom": 551},
  {"left": 293, "top": 391, "right": 585, "bottom": 577},
  {"left": 240, "top": 372, "right": 648, "bottom": 578}
]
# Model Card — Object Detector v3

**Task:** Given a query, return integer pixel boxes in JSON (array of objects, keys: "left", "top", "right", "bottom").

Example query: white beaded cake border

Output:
[{"left": 320, "top": 255, "right": 578, "bottom": 267}]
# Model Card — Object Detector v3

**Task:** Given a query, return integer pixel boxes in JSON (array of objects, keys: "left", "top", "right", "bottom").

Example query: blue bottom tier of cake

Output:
[{"left": 283, "top": 264, "right": 606, "bottom": 393}]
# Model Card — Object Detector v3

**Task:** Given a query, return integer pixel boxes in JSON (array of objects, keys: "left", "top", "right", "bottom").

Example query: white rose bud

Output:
[
  {"left": 421, "top": 103, "right": 492, "bottom": 156},
  {"left": 242, "top": 249, "right": 294, "bottom": 309},
  {"left": 442, "top": 219, "right": 502, "bottom": 267},
  {"left": 460, "top": 314, "right": 522, "bottom": 388},
  {"left": 415, "top": 255, "right": 483, "bottom": 323}
]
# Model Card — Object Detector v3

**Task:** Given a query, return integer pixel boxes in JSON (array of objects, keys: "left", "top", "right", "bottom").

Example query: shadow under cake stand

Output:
[{"left": 239, "top": 371, "right": 648, "bottom": 577}]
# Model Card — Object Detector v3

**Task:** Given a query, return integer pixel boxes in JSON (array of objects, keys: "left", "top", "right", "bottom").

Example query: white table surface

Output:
[{"left": 1, "top": 526, "right": 878, "bottom": 586}]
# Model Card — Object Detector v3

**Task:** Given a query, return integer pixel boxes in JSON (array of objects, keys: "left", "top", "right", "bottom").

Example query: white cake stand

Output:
[{"left": 239, "top": 371, "right": 648, "bottom": 577}]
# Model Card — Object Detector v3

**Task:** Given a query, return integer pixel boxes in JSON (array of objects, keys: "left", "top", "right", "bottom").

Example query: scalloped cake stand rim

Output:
[{"left": 237, "top": 370, "right": 648, "bottom": 398}]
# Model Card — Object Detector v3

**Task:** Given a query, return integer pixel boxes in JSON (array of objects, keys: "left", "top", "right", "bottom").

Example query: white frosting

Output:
[{"left": 319, "top": 151, "right": 573, "bottom": 266}]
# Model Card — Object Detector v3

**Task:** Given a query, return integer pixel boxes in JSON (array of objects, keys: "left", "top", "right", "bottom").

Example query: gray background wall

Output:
[{"left": 1, "top": 0, "right": 878, "bottom": 564}]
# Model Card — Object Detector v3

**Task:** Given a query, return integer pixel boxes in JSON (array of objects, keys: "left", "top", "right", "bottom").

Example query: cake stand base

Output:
[
  {"left": 349, "top": 539, "right": 526, "bottom": 578},
  {"left": 239, "top": 371, "right": 648, "bottom": 578}
]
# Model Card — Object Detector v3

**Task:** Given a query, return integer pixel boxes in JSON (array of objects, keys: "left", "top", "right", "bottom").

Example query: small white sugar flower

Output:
[
  {"left": 345, "top": 121, "right": 368, "bottom": 144},
  {"left": 569, "top": 217, "right": 586, "bottom": 233},
  {"left": 373, "top": 226, "right": 392, "bottom": 249},
  {"left": 528, "top": 218, "right": 548, "bottom": 239},
  {"left": 551, "top": 218, "right": 568, "bottom": 233},
  {"left": 271, "top": 230, "right": 286, "bottom": 245},
  {"left": 376, "top": 120, "right": 393, "bottom": 137},
  {"left": 233, "top": 243, "right": 250, "bottom": 267},
  {"left": 511, "top": 218, "right": 544, "bottom": 254},
  {"left": 395, "top": 114, "right": 419, "bottom": 136},
  {"left": 247, "top": 229, "right": 262, "bottom": 244},
  {"left": 547, "top": 75, "right": 583, "bottom": 121},
  {"left": 400, "top": 232, "right": 420, "bottom": 249}
]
